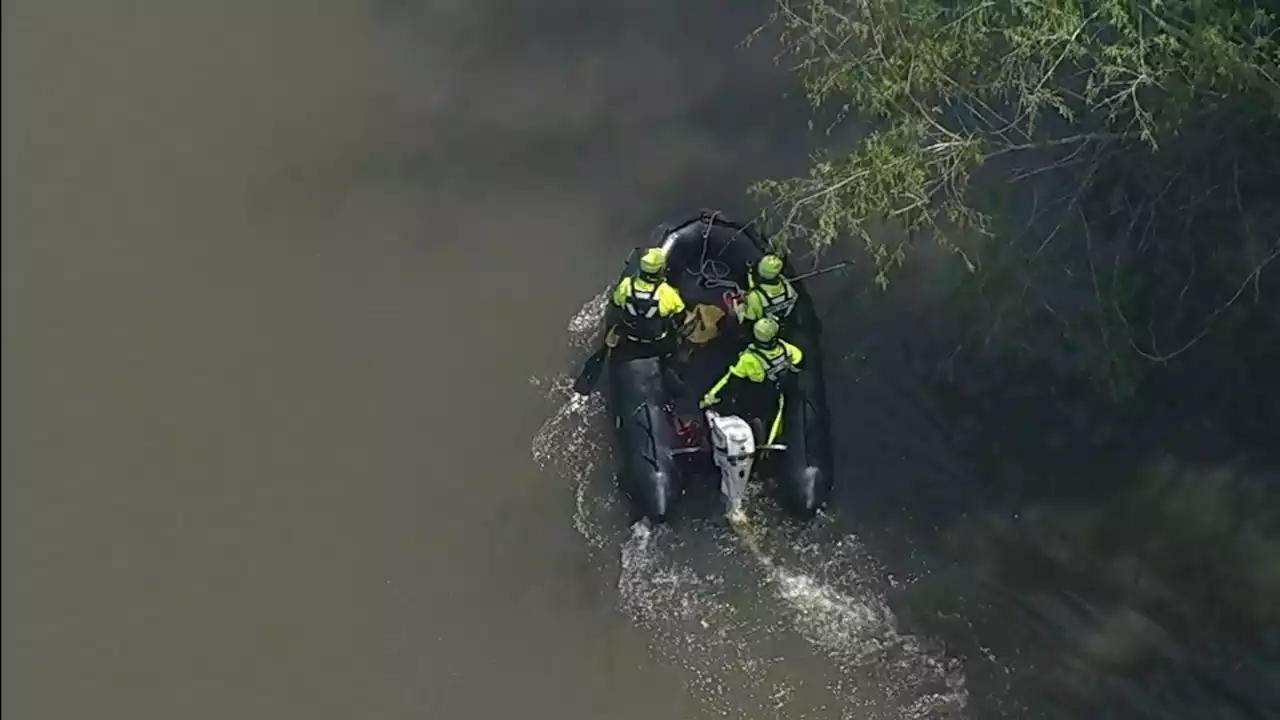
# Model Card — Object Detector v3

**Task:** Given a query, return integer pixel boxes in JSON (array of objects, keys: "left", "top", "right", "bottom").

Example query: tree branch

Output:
[{"left": 1121, "top": 240, "right": 1280, "bottom": 364}]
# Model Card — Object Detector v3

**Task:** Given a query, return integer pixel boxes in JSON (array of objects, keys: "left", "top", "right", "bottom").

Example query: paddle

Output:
[
  {"left": 572, "top": 326, "right": 620, "bottom": 395},
  {"left": 788, "top": 260, "right": 851, "bottom": 282}
]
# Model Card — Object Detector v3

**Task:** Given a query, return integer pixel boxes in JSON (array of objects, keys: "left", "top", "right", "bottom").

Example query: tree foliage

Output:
[{"left": 750, "top": 0, "right": 1279, "bottom": 379}]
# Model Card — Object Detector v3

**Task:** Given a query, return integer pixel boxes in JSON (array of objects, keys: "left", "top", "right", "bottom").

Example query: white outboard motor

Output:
[{"left": 705, "top": 410, "right": 755, "bottom": 518}]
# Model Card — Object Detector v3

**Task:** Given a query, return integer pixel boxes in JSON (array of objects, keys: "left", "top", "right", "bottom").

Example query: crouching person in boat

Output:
[
  {"left": 698, "top": 316, "right": 803, "bottom": 443},
  {"left": 607, "top": 247, "right": 686, "bottom": 355}
]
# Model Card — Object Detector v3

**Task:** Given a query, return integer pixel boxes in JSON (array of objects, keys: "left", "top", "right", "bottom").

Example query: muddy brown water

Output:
[{"left": 5, "top": 2, "right": 1274, "bottom": 719}]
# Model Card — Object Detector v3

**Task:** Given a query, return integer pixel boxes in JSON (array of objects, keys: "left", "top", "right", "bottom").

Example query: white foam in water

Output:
[
  {"left": 774, "top": 568, "right": 893, "bottom": 658},
  {"left": 567, "top": 288, "right": 609, "bottom": 340},
  {"left": 531, "top": 295, "right": 971, "bottom": 719},
  {"left": 529, "top": 291, "right": 617, "bottom": 545},
  {"left": 530, "top": 377, "right": 610, "bottom": 548}
]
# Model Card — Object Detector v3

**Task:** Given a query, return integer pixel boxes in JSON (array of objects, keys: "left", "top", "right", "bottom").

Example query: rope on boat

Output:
[{"left": 683, "top": 211, "right": 744, "bottom": 294}]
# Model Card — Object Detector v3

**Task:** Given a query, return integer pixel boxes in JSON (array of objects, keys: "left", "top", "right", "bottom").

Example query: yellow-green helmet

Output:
[
  {"left": 752, "top": 315, "right": 780, "bottom": 344},
  {"left": 639, "top": 247, "right": 666, "bottom": 275},
  {"left": 757, "top": 254, "right": 784, "bottom": 280}
]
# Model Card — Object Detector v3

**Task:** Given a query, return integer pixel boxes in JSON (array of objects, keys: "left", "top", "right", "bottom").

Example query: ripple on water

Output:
[{"left": 530, "top": 296, "right": 970, "bottom": 719}]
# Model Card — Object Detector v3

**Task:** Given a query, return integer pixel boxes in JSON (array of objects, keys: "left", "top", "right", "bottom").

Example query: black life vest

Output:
[{"left": 621, "top": 276, "right": 668, "bottom": 342}]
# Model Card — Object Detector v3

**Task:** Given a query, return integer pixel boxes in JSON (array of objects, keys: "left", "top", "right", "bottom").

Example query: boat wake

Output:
[{"left": 530, "top": 295, "right": 969, "bottom": 718}]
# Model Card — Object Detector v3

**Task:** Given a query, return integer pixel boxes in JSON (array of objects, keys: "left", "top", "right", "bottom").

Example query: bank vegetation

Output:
[{"left": 749, "top": 0, "right": 1279, "bottom": 392}]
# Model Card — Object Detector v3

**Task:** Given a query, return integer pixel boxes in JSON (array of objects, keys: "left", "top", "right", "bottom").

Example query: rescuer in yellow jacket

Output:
[
  {"left": 699, "top": 316, "right": 803, "bottom": 443},
  {"left": 736, "top": 253, "right": 799, "bottom": 324},
  {"left": 608, "top": 247, "right": 686, "bottom": 347}
]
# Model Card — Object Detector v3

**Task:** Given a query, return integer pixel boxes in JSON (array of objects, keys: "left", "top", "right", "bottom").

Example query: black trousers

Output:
[{"left": 717, "top": 378, "right": 778, "bottom": 422}]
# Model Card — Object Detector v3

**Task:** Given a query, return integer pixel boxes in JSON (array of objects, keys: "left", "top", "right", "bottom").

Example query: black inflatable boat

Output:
[{"left": 603, "top": 210, "right": 834, "bottom": 522}]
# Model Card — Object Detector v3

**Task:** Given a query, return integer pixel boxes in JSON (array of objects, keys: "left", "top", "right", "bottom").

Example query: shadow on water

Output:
[{"left": 814, "top": 249, "right": 1280, "bottom": 719}]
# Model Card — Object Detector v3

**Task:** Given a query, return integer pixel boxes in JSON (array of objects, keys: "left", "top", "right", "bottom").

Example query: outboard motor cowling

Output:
[{"left": 706, "top": 410, "right": 755, "bottom": 518}]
